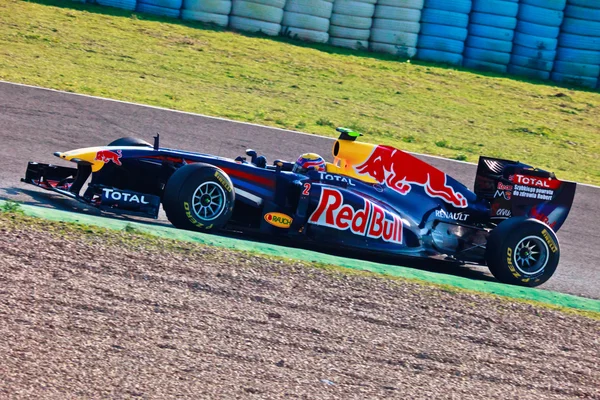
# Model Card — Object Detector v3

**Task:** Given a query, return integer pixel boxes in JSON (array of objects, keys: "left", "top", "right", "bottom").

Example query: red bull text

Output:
[
  {"left": 309, "top": 188, "right": 403, "bottom": 244},
  {"left": 95, "top": 149, "right": 123, "bottom": 166},
  {"left": 354, "top": 145, "right": 468, "bottom": 208}
]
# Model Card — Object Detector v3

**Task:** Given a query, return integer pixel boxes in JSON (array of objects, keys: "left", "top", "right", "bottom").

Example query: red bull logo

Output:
[
  {"left": 354, "top": 145, "right": 468, "bottom": 208},
  {"left": 95, "top": 149, "right": 123, "bottom": 166},
  {"left": 309, "top": 188, "right": 403, "bottom": 244}
]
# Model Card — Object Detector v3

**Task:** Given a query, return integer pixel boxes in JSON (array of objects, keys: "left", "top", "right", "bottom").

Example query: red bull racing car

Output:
[{"left": 22, "top": 128, "right": 576, "bottom": 287}]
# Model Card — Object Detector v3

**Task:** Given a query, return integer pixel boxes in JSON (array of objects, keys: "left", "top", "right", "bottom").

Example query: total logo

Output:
[
  {"left": 264, "top": 212, "right": 293, "bottom": 228},
  {"left": 309, "top": 187, "right": 403, "bottom": 244},
  {"left": 102, "top": 188, "right": 149, "bottom": 204},
  {"left": 510, "top": 174, "right": 561, "bottom": 189},
  {"left": 318, "top": 172, "right": 356, "bottom": 186}
]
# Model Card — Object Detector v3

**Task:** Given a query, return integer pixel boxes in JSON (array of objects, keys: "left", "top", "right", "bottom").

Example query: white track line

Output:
[{"left": 2, "top": 80, "right": 599, "bottom": 189}]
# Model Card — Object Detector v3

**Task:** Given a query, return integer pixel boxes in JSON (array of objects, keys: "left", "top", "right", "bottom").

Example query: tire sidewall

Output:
[
  {"left": 486, "top": 218, "right": 560, "bottom": 286},
  {"left": 164, "top": 165, "right": 234, "bottom": 231}
]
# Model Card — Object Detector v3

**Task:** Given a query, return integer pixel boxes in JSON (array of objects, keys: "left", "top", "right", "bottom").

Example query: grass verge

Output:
[
  {"left": 1, "top": 204, "right": 598, "bottom": 318},
  {"left": 0, "top": 0, "right": 599, "bottom": 184}
]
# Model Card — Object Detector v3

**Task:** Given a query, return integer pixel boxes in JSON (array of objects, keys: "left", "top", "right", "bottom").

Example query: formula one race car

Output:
[{"left": 22, "top": 128, "right": 576, "bottom": 287}]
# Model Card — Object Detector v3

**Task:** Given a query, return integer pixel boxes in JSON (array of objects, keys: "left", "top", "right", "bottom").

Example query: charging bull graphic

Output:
[
  {"left": 355, "top": 145, "right": 468, "bottom": 208},
  {"left": 95, "top": 149, "right": 123, "bottom": 166}
]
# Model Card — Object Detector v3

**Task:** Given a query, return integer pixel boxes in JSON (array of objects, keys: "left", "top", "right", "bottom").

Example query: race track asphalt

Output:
[{"left": 0, "top": 81, "right": 598, "bottom": 299}]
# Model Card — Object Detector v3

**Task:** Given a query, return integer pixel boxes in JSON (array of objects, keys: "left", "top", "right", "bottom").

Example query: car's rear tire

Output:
[
  {"left": 485, "top": 217, "right": 560, "bottom": 287},
  {"left": 108, "top": 137, "right": 153, "bottom": 147},
  {"left": 163, "top": 164, "right": 235, "bottom": 232}
]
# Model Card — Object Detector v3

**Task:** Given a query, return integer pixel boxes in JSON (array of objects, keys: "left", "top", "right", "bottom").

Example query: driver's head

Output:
[{"left": 293, "top": 153, "right": 326, "bottom": 174}]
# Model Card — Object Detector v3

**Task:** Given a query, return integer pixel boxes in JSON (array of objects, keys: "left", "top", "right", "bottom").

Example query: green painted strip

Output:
[{"left": 3, "top": 200, "right": 599, "bottom": 312}]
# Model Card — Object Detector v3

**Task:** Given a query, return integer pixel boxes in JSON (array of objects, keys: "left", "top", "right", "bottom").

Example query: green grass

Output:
[
  {"left": 0, "top": 200, "right": 23, "bottom": 214},
  {"left": 1, "top": 0, "right": 599, "bottom": 184}
]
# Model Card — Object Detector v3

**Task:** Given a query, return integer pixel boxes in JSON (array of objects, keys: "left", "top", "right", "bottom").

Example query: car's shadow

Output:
[
  {"left": 233, "top": 232, "right": 495, "bottom": 282},
  {"left": 4, "top": 188, "right": 495, "bottom": 283}
]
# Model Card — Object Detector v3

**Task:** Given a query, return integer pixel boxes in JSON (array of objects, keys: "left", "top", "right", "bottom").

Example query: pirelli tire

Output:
[
  {"left": 163, "top": 164, "right": 235, "bottom": 232},
  {"left": 485, "top": 217, "right": 560, "bottom": 287}
]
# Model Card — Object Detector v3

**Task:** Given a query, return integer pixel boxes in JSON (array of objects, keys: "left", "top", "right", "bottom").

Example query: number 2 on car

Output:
[{"left": 302, "top": 183, "right": 311, "bottom": 196}]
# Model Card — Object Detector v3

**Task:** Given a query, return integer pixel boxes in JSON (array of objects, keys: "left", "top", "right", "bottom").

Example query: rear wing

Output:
[{"left": 474, "top": 156, "right": 576, "bottom": 231}]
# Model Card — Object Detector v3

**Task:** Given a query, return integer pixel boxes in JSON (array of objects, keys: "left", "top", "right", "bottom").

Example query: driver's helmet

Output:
[{"left": 293, "top": 153, "right": 326, "bottom": 174}]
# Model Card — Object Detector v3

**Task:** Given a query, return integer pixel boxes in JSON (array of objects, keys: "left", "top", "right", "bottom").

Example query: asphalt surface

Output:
[{"left": 0, "top": 81, "right": 598, "bottom": 299}]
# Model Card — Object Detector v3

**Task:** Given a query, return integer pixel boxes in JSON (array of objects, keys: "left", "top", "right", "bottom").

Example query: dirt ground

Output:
[{"left": 0, "top": 215, "right": 598, "bottom": 400}]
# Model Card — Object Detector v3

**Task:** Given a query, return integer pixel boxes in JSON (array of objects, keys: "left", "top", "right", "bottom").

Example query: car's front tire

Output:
[
  {"left": 485, "top": 217, "right": 560, "bottom": 287},
  {"left": 163, "top": 164, "right": 235, "bottom": 232}
]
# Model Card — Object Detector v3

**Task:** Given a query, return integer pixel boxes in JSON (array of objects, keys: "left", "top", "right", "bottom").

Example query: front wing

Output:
[{"left": 22, "top": 161, "right": 161, "bottom": 218}]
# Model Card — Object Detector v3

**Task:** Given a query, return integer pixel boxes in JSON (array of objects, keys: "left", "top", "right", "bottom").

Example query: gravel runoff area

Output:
[{"left": 0, "top": 213, "right": 598, "bottom": 400}]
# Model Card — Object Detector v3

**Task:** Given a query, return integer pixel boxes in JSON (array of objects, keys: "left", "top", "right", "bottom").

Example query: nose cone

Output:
[{"left": 54, "top": 152, "right": 66, "bottom": 159}]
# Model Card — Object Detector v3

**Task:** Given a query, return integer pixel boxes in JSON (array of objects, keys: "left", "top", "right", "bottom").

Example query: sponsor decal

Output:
[
  {"left": 214, "top": 171, "right": 232, "bottom": 193},
  {"left": 496, "top": 208, "right": 511, "bottom": 217},
  {"left": 508, "top": 176, "right": 556, "bottom": 200},
  {"left": 102, "top": 188, "right": 149, "bottom": 204},
  {"left": 435, "top": 210, "right": 469, "bottom": 221},
  {"left": 308, "top": 188, "right": 403, "bottom": 244},
  {"left": 264, "top": 212, "right": 293, "bottom": 228},
  {"left": 506, "top": 247, "right": 521, "bottom": 279},
  {"left": 318, "top": 172, "right": 356, "bottom": 187},
  {"left": 355, "top": 145, "right": 468, "bottom": 208},
  {"left": 497, "top": 182, "right": 514, "bottom": 191},
  {"left": 491, "top": 203, "right": 511, "bottom": 218},
  {"left": 541, "top": 229, "right": 558, "bottom": 253},
  {"left": 512, "top": 186, "right": 554, "bottom": 201},
  {"left": 494, "top": 190, "right": 512, "bottom": 200},
  {"left": 183, "top": 202, "right": 213, "bottom": 229},
  {"left": 95, "top": 149, "right": 123, "bottom": 166},
  {"left": 511, "top": 174, "right": 561, "bottom": 189}
]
